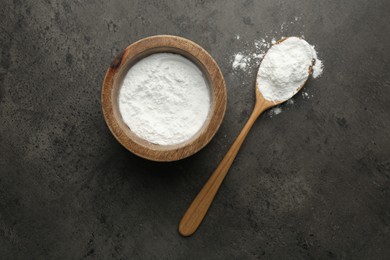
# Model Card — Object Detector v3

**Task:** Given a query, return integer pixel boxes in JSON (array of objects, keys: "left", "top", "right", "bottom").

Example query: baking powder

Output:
[
  {"left": 118, "top": 53, "right": 210, "bottom": 145},
  {"left": 257, "top": 37, "right": 323, "bottom": 102}
]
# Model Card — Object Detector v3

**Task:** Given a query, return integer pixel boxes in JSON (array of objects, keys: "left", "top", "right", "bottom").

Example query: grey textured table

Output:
[{"left": 1, "top": 1, "right": 390, "bottom": 259}]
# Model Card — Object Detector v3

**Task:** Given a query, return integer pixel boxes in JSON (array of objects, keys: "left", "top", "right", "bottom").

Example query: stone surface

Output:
[{"left": 1, "top": 0, "right": 390, "bottom": 259}]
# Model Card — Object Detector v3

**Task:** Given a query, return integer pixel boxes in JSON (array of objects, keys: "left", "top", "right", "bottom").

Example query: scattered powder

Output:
[
  {"left": 312, "top": 58, "right": 323, "bottom": 78},
  {"left": 232, "top": 40, "right": 268, "bottom": 72},
  {"left": 268, "top": 98, "right": 295, "bottom": 117},
  {"left": 232, "top": 53, "right": 250, "bottom": 70},
  {"left": 230, "top": 19, "right": 324, "bottom": 117},
  {"left": 269, "top": 107, "right": 282, "bottom": 117},
  {"left": 302, "top": 91, "right": 314, "bottom": 99},
  {"left": 252, "top": 53, "right": 264, "bottom": 60},
  {"left": 118, "top": 53, "right": 210, "bottom": 145},
  {"left": 232, "top": 35, "right": 323, "bottom": 80},
  {"left": 274, "top": 107, "right": 282, "bottom": 115},
  {"left": 257, "top": 37, "right": 323, "bottom": 102},
  {"left": 231, "top": 17, "right": 324, "bottom": 78}
]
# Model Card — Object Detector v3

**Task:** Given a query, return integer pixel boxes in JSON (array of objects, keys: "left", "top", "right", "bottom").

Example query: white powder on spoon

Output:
[
  {"left": 118, "top": 53, "right": 210, "bottom": 145},
  {"left": 257, "top": 37, "right": 322, "bottom": 102}
]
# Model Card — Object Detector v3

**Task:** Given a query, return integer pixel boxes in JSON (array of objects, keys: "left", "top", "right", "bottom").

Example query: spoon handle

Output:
[{"left": 179, "top": 100, "right": 268, "bottom": 237}]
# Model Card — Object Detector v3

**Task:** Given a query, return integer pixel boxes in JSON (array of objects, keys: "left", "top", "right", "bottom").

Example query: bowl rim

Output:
[{"left": 101, "top": 35, "right": 227, "bottom": 161}]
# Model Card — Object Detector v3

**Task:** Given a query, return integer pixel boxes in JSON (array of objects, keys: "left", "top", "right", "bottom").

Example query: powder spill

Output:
[
  {"left": 232, "top": 53, "right": 250, "bottom": 70},
  {"left": 118, "top": 53, "right": 210, "bottom": 145},
  {"left": 312, "top": 58, "right": 323, "bottom": 78},
  {"left": 257, "top": 37, "right": 321, "bottom": 102},
  {"left": 268, "top": 98, "right": 295, "bottom": 117},
  {"left": 232, "top": 36, "right": 323, "bottom": 78},
  {"left": 269, "top": 107, "right": 282, "bottom": 117},
  {"left": 302, "top": 91, "right": 314, "bottom": 99},
  {"left": 231, "top": 17, "right": 324, "bottom": 80},
  {"left": 232, "top": 40, "right": 267, "bottom": 72}
]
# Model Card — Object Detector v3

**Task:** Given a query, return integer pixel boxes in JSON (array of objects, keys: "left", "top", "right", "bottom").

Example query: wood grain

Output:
[
  {"left": 179, "top": 87, "right": 280, "bottom": 236},
  {"left": 101, "top": 35, "right": 227, "bottom": 161}
]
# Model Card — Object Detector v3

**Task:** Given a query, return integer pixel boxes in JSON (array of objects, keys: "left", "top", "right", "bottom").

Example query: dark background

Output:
[{"left": 1, "top": 0, "right": 390, "bottom": 259}]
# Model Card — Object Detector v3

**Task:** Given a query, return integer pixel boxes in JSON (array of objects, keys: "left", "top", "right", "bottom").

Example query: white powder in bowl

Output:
[
  {"left": 257, "top": 37, "right": 322, "bottom": 102},
  {"left": 118, "top": 53, "right": 210, "bottom": 146}
]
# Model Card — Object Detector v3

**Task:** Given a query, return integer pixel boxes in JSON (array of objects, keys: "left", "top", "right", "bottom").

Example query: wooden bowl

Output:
[{"left": 101, "top": 35, "right": 227, "bottom": 161}]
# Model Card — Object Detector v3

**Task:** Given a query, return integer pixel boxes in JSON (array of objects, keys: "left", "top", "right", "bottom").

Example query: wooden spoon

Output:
[{"left": 179, "top": 37, "right": 312, "bottom": 237}]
